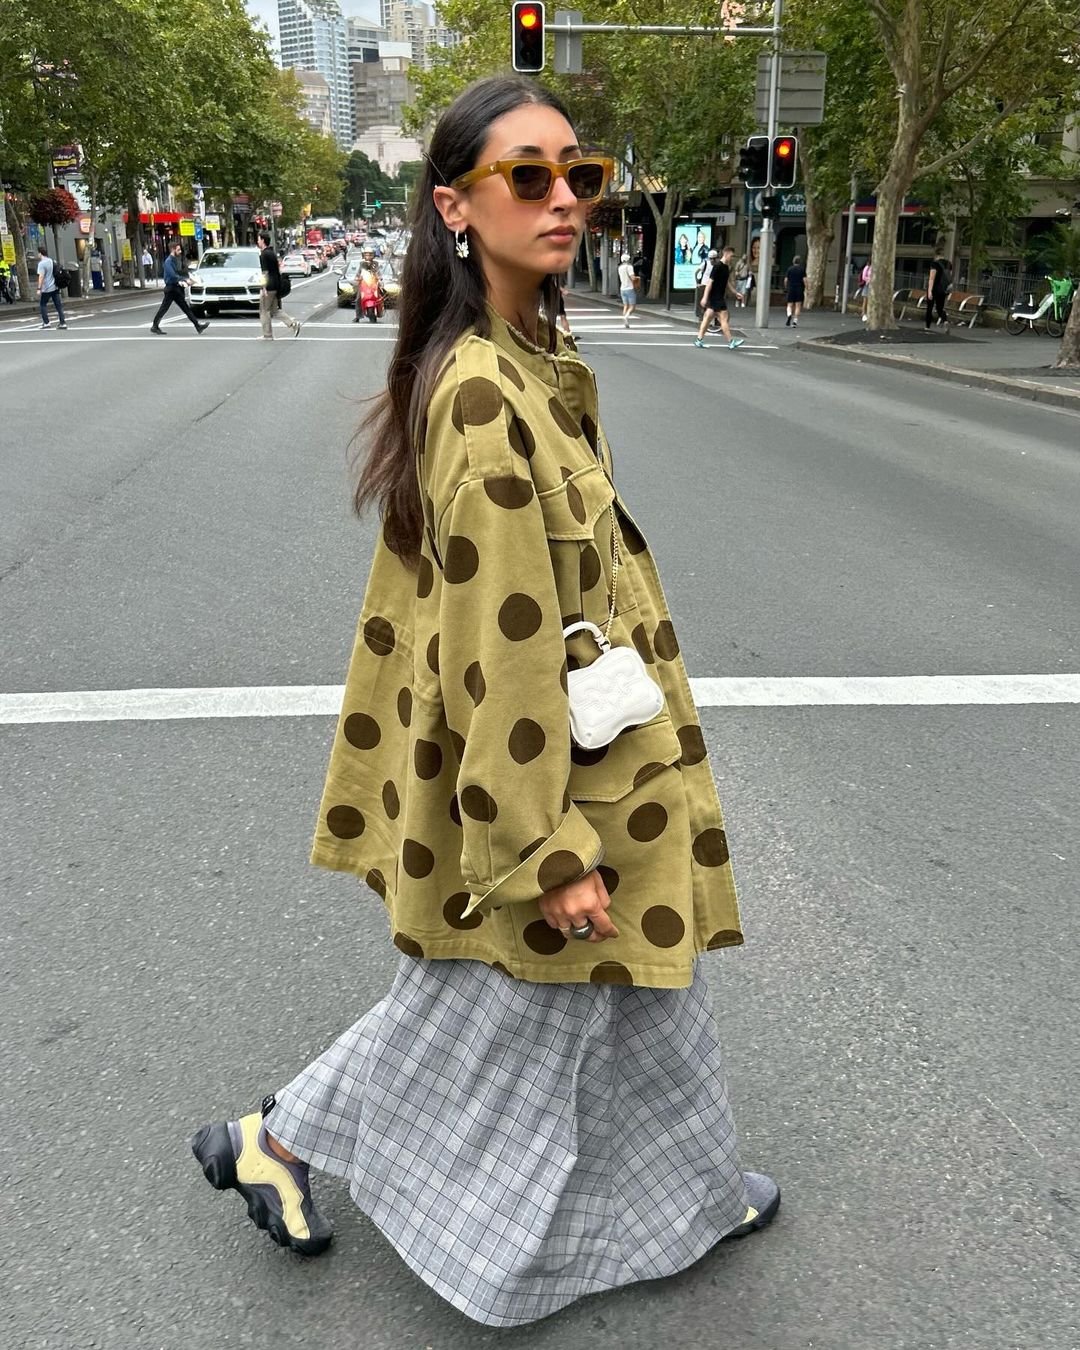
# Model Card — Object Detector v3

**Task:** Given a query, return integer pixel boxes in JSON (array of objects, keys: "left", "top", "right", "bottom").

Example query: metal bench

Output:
[{"left": 943, "top": 291, "right": 985, "bottom": 328}]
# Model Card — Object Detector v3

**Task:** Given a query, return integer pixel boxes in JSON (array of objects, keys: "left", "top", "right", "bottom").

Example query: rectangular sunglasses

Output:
[{"left": 450, "top": 156, "right": 614, "bottom": 203}]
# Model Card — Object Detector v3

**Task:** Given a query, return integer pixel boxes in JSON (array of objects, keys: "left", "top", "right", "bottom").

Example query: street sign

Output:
[
  {"left": 204, "top": 213, "right": 220, "bottom": 231},
  {"left": 52, "top": 145, "right": 80, "bottom": 178},
  {"left": 755, "top": 51, "right": 826, "bottom": 126},
  {"left": 271, "top": 200, "right": 283, "bottom": 217},
  {"left": 179, "top": 218, "right": 196, "bottom": 236},
  {"left": 1, "top": 235, "right": 15, "bottom": 265},
  {"left": 553, "top": 9, "right": 583, "bottom": 74}
]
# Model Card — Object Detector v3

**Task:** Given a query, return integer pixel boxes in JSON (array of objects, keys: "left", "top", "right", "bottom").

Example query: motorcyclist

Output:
[{"left": 353, "top": 247, "right": 383, "bottom": 324}]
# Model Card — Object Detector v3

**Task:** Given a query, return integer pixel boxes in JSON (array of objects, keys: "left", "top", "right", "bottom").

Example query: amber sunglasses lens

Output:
[
  {"left": 566, "top": 161, "right": 606, "bottom": 200},
  {"left": 510, "top": 163, "right": 555, "bottom": 200}
]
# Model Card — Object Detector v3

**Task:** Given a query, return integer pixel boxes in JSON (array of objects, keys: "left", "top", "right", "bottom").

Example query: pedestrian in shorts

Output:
[
  {"left": 784, "top": 254, "right": 806, "bottom": 326},
  {"left": 694, "top": 245, "right": 744, "bottom": 349},
  {"left": 190, "top": 73, "right": 777, "bottom": 1329},
  {"left": 617, "top": 250, "right": 637, "bottom": 327}
]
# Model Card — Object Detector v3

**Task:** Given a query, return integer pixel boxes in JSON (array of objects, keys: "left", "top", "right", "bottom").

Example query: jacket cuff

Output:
[{"left": 462, "top": 807, "right": 604, "bottom": 918}]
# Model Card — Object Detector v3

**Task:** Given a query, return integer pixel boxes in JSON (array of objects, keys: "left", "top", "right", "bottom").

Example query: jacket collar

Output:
[{"left": 484, "top": 304, "right": 583, "bottom": 388}]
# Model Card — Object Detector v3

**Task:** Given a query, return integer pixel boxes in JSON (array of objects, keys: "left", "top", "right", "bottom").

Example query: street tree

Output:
[{"left": 860, "top": 0, "right": 1080, "bottom": 329}]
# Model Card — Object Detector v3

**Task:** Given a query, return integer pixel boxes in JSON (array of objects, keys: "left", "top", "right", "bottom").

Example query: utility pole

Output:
[
  {"left": 840, "top": 169, "right": 857, "bottom": 317},
  {"left": 754, "top": 0, "right": 783, "bottom": 329}
]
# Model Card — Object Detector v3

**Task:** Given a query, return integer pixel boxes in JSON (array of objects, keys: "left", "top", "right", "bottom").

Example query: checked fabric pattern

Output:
[{"left": 266, "top": 956, "right": 747, "bottom": 1327}]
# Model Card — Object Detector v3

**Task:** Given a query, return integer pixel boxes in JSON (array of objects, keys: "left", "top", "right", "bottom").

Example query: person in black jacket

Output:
[
  {"left": 258, "top": 231, "right": 301, "bottom": 340},
  {"left": 150, "top": 243, "right": 208, "bottom": 334},
  {"left": 925, "top": 241, "right": 951, "bottom": 330}
]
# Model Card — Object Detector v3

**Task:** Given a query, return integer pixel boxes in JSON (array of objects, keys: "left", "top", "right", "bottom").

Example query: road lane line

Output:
[{"left": 3, "top": 675, "right": 1079, "bottom": 724}]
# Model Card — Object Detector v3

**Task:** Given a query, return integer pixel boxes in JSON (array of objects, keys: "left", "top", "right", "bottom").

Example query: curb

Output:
[{"left": 795, "top": 337, "right": 1080, "bottom": 412}]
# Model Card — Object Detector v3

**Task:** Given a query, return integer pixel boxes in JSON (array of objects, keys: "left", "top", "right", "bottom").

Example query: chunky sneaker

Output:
[
  {"left": 693, "top": 337, "right": 705, "bottom": 347},
  {"left": 726, "top": 1171, "right": 781, "bottom": 1238},
  {"left": 729, "top": 337, "right": 745, "bottom": 349},
  {"left": 191, "top": 1094, "right": 333, "bottom": 1255}
]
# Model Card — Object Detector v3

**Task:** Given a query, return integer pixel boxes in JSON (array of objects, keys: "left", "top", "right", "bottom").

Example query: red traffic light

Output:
[
  {"left": 770, "top": 135, "right": 798, "bottom": 189},
  {"left": 512, "top": 1, "right": 545, "bottom": 71}
]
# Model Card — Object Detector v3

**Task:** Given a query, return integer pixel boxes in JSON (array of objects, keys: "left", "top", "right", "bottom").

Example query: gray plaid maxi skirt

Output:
[{"left": 265, "top": 956, "right": 747, "bottom": 1327}]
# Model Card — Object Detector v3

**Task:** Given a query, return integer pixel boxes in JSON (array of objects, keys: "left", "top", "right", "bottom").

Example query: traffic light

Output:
[
  {"left": 511, "top": 2, "right": 545, "bottom": 73},
  {"left": 771, "top": 135, "right": 798, "bottom": 190},
  {"left": 760, "top": 194, "right": 780, "bottom": 219},
  {"left": 374, "top": 199, "right": 382, "bottom": 208},
  {"left": 737, "top": 136, "right": 769, "bottom": 190}
]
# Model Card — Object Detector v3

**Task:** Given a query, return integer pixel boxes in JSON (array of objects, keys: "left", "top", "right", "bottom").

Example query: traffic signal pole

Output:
[{"left": 754, "top": 0, "right": 783, "bottom": 330}]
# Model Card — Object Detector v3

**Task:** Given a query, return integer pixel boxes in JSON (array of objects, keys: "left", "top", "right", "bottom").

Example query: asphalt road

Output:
[{"left": 2, "top": 270, "right": 1079, "bottom": 1350}]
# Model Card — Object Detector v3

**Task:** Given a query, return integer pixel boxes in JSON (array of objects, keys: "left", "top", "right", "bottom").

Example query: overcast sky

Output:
[{"left": 247, "top": 0, "right": 383, "bottom": 51}]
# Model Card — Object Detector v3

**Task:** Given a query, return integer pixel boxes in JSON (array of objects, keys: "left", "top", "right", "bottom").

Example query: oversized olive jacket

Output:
[{"left": 310, "top": 307, "right": 743, "bottom": 988}]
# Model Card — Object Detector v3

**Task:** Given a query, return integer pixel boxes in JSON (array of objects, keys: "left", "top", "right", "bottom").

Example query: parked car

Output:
[
  {"left": 280, "top": 252, "right": 311, "bottom": 277},
  {"left": 188, "top": 247, "right": 264, "bottom": 316}
]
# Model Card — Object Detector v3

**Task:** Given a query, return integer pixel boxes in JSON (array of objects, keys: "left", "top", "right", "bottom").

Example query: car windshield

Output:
[{"left": 199, "top": 250, "right": 260, "bottom": 270}]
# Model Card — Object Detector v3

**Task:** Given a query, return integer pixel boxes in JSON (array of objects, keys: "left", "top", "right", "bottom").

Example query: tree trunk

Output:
[
  {"left": 866, "top": 127, "right": 919, "bottom": 329},
  {"left": 804, "top": 190, "right": 834, "bottom": 311},
  {"left": 648, "top": 191, "right": 681, "bottom": 302},
  {"left": 83, "top": 169, "right": 99, "bottom": 296},
  {"left": 1053, "top": 289, "right": 1080, "bottom": 367},
  {"left": 585, "top": 236, "right": 597, "bottom": 290},
  {"left": 5, "top": 191, "right": 31, "bottom": 300}
]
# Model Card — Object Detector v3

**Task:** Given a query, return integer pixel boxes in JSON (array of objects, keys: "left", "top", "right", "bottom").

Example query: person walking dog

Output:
[
  {"left": 150, "top": 242, "right": 208, "bottom": 335},
  {"left": 258, "top": 230, "right": 301, "bottom": 339},
  {"left": 191, "top": 75, "right": 778, "bottom": 1329}
]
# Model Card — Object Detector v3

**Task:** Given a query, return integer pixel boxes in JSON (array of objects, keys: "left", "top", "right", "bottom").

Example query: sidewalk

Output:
[{"left": 571, "top": 288, "right": 1080, "bottom": 413}]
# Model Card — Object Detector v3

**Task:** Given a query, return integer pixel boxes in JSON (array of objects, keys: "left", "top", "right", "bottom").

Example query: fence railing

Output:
[{"left": 891, "top": 266, "right": 1058, "bottom": 311}]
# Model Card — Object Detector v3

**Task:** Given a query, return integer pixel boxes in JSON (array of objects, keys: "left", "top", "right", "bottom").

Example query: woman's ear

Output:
[{"left": 433, "top": 187, "right": 468, "bottom": 234}]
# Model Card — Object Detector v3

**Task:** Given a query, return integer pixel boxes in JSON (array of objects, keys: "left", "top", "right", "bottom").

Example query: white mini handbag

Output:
[{"left": 562, "top": 506, "right": 665, "bottom": 749}]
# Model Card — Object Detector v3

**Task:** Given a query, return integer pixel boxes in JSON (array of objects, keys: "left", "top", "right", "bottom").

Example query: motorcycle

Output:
[{"left": 354, "top": 269, "right": 384, "bottom": 324}]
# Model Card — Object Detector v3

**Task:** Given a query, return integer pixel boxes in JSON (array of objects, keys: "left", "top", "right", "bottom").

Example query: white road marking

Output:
[
  {"left": 0, "top": 333, "right": 395, "bottom": 344},
  {"left": 3, "top": 675, "right": 1079, "bottom": 725}
]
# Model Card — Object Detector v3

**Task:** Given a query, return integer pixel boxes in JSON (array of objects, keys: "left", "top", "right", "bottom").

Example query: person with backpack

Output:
[
  {"left": 36, "top": 245, "right": 67, "bottom": 329},
  {"left": 925, "top": 241, "right": 951, "bottom": 330},
  {"left": 258, "top": 230, "right": 301, "bottom": 339},
  {"left": 150, "top": 241, "right": 208, "bottom": 335}
]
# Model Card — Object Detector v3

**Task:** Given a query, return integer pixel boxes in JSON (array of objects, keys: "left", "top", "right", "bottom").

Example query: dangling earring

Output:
[{"left": 454, "top": 230, "right": 470, "bottom": 260}]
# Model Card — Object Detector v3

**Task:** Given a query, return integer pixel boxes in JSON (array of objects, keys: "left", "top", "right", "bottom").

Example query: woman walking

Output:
[
  {"left": 925, "top": 241, "right": 951, "bottom": 330},
  {"left": 617, "top": 250, "right": 638, "bottom": 327},
  {"left": 784, "top": 254, "right": 806, "bottom": 327},
  {"left": 191, "top": 76, "right": 778, "bottom": 1328}
]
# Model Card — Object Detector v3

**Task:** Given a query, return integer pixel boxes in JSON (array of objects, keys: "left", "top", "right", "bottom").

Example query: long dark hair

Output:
[{"left": 353, "top": 76, "right": 575, "bottom": 564}]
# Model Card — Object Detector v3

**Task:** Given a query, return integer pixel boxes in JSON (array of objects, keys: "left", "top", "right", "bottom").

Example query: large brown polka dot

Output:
[
  {"left": 449, "top": 729, "right": 466, "bottom": 762},
  {"left": 634, "top": 761, "right": 667, "bottom": 787},
  {"left": 571, "top": 742, "right": 608, "bottom": 767},
  {"left": 641, "top": 905, "right": 685, "bottom": 948},
  {"left": 484, "top": 477, "right": 534, "bottom": 510},
  {"left": 537, "top": 850, "right": 585, "bottom": 892},
  {"left": 343, "top": 712, "right": 380, "bottom": 750},
  {"left": 464, "top": 661, "right": 486, "bottom": 706},
  {"left": 627, "top": 802, "right": 668, "bottom": 842},
  {"left": 706, "top": 929, "right": 743, "bottom": 950},
  {"left": 426, "top": 632, "right": 440, "bottom": 675},
  {"left": 444, "top": 536, "right": 479, "bottom": 584},
  {"left": 508, "top": 415, "right": 535, "bottom": 459},
  {"left": 565, "top": 479, "right": 587, "bottom": 524},
  {"left": 590, "top": 962, "right": 634, "bottom": 986},
  {"left": 559, "top": 660, "right": 568, "bottom": 694},
  {"left": 549, "top": 396, "right": 583, "bottom": 438},
  {"left": 519, "top": 837, "right": 545, "bottom": 862},
  {"left": 414, "top": 739, "right": 443, "bottom": 780},
  {"left": 397, "top": 686, "right": 412, "bottom": 727},
  {"left": 326, "top": 804, "right": 365, "bottom": 838},
  {"left": 416, "top": 555, "right": 434, "bottom": 599},
  {"left": 654, "top": 620, "right": 680, "bottom": 661},
  {"left": 597, "top": 864, "right": 620, "bottom": 894},
  {"left": 460, "top": 785, "right": 498, "bottom": 822},
  {"left": 443, "top": 892, "right": 483, "bottom": 930},
  {"left": 694, "top": 828, "right": 730, "bottom": 867},
  {"left": 581, "top": 412, "right": 598, "bottom": 447},
  {"left": 678, "top": 724, "right": 708, "bottom": 766},
  {"left": 449, "top": 793, "right": 462, "bottom": 827},
  {"left": 365, "top": 869, "right": 386, "bottom": 898},
  {"left": 451, "top": 391, "right": 466, "bottom": 435},
  {"left": 508, "top": 718, "right": 546, "bottom": 764},
  {"left": 393, "top": 932, "right": 425, "bottom": 958},
  {"left": 363, "top": 615, "right": 395, "bottom": 654},
  {"left": 498, "top": 593, "right": 542, "bottom": 641},
  {"left": 579, "top": 543, "right": 602, "bottom": 591},
  {"left": 497, "top": 354, "right": 526, "bottom": 390},
  {"left": 631, "top": 623, "right": 654, "bottom": 664},
  {"left": 560, "top": 466, "right": 575, "bottom": 481},
  {"left": 382, "top": 780, "right": 400, "bottom": 819},
  {"left": 460, "top": 376, "right": 504, "bottom": 425},
  {"left": 523, "top": 920, "right": 567, "bottom": 955},
  {"left": 402, "top": 838, "right": 435, "bottom": 877}
]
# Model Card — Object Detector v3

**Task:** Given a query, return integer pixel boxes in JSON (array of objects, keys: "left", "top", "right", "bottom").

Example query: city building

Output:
[
  {"left": 293, "top": 70, "right": 333, "bottom": 139},
  {"left": 346, "top": 18, "right": 387, "bottom": 65},
  {"left": 378, "top": 0, "right": 460, "bottom": 72},
  {"left": 352, "top": 125, "right": 424, "bottom": 178},
  {"left": 352, "top": 42, "right": 413, "bottom": 138},
  {"left": 277, "top": 0, "right": 354, "bottom": 149}
]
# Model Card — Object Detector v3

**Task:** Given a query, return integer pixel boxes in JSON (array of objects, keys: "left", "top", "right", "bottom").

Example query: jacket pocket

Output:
[{"left": 567, "top": 714, "right": 683, "bottom": 803}]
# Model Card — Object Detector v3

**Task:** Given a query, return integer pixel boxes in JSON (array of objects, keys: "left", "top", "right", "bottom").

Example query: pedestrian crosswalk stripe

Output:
[{"left": 3, "top": 675, "right": 1079, "bottom": 724}]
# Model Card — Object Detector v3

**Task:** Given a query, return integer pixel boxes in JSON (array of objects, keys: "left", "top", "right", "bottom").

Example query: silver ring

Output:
[{"left": 570, "top": 919, "right": 594, "bottom": 940}]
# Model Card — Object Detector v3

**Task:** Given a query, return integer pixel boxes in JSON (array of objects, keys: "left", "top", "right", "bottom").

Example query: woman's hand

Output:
[{"left": 537, "top": 870, "right": 618, "bottom": 943}]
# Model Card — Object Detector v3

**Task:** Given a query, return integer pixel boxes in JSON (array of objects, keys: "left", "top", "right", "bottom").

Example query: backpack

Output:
[
  {"left": 278, "top": 271, "right": 292, "bottom": 299},
  {"left": 52, "top": 261, "right": 69, "bottom": 290}
]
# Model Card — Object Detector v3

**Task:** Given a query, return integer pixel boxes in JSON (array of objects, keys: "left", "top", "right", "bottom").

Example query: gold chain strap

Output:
[{"left": 603, "top": 503, "right": 619, "bottom": 640}]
